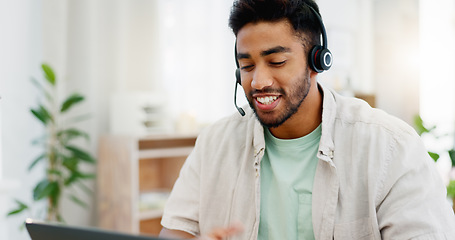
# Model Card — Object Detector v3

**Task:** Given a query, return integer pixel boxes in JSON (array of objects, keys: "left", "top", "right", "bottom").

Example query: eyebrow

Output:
[
  {"left": 237, "top": 46, "right": 291, "bottom": 60},
  {"left": 261, "top": 46, "right": 291, "bottom": 57}
]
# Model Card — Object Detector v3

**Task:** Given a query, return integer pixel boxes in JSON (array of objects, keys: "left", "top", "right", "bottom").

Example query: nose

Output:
[{"left": 250, "top": 66, "right": 273, "bottom": 90}]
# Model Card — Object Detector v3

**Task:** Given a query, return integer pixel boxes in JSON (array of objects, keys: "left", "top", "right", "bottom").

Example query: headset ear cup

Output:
[
  {"left": 316, "top": 48, "right": 332, "bottom": 71},
  {"left": 309, "top": 45, "right": 323, "bottom": 73},
  {"left": 235, "top": 68, "right": 242, "bottom": 85},
  {"left": 309, "top": 45, "right": 332, "bottom": 73}
]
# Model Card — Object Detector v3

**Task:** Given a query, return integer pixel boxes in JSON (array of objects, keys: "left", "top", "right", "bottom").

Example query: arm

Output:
[
  {"left": 161, "top": 123, "right": 247, "bottom": 239},
  {"left": 159, "top": 225, "right": 244, "bottom": 240},
  {"left": 159, "top": 227, "right": 195, "bottom": 239},
  {"left": 160, "top": 137, "right": 202, "bottom": 236},
  {"left": 377, "top": 132, "right": 455, "bottom": 239}
]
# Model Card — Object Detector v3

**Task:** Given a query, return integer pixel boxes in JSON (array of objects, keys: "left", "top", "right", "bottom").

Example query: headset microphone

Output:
[
  {"left": 234, "top": 68, "right": 245, "bottom": 116},
  {"left": 234, "top": 44, "right": 245, "bottom": 116}
]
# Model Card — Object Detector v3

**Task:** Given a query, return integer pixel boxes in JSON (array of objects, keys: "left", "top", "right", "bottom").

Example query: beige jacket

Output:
[{"left": 161, "top": 85, "right": 455, "bottom": 240}]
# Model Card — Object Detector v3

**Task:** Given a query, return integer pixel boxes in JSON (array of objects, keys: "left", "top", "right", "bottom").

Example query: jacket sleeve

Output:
[
  {"left": 376, "top": 130, "right": 455, "bottom": 239},
  {"left": 160, "top": 135, "right": 203, "bottom": 236}
]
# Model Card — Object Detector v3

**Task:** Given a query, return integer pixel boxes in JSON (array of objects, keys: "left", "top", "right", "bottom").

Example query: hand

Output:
[{"left": 197, "top": 223, "right": 244, "bottom": 240}]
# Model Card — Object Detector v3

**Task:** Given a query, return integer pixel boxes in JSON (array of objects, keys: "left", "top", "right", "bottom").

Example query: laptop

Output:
[{"left": 25, "top": 219, "right": 182, "bottom": 240}]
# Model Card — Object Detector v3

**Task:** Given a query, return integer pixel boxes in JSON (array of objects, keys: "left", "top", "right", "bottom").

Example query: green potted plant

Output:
[{"left": 7, "top": 63, "right": 96, "bottom": 222}]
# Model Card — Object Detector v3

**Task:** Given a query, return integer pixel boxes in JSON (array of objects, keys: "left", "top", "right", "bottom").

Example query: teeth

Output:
[{"left": 257, "top": 96, "right": 278, "bottom": 105}]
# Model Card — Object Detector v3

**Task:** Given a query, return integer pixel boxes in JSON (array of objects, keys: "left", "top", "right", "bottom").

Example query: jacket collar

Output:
[{"left": 317, "top": 83, "right": 336, "bottom": 163}]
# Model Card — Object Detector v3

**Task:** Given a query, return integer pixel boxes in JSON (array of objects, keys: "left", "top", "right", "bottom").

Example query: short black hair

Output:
[{"left": 228, "top": 0, "right": 322, "bottom": 50}]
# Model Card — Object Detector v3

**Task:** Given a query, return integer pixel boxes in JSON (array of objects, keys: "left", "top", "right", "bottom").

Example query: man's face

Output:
[{"left": 236, "top": 20, "right": 312, "bottom": 128}]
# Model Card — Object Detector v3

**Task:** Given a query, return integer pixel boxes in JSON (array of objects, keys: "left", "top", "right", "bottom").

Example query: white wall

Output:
[
  {"left": 319, "top": 0, "right": 422, "bottom": 125},
  {"left": 373, "top": 0, "right": 420, "bottom": 124},
  {"left": 0, "top": 0, "right": 44, "bottom": 239},
  {"left": 318, "top": 0, "right": 375, "bottom": 94},
  {"left": 157, "top": 0, "right": 237, "bottom": 125}
]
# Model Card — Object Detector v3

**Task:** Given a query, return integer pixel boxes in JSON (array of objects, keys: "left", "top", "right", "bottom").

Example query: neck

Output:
[{"left": 268, "top": 81, "right": 323, "bottom": 139}]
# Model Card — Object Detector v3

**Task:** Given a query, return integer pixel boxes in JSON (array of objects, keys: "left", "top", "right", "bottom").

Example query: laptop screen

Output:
[{"left": 25, "top": 219, "right": 181, "bottom": 240}]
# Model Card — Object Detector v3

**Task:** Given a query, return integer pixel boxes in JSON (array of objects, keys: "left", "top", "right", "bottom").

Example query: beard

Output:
[{"left": 247, "top": 70, "right": 311, "bottom": 128}]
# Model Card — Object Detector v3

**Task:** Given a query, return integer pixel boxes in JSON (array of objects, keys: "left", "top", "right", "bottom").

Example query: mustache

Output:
[{"left": 249, "top": 88, "right": 285, "bottom": 96}]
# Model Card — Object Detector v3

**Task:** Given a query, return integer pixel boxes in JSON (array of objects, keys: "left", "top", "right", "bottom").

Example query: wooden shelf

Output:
[
  {"left": 138, "top": 209, "right": 164, "bottom": 220},
  {"left": 138, "top": 146, "right": 194, "bottom": 159},
  {"left": 97, "top": 134, "right": 197, "bottom": 235}
]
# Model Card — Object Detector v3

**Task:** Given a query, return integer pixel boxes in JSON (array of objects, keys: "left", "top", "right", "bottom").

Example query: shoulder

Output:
[
  {"left": 331, "top": 90, "right": 418, "bottom": 141},
  {"left": 195, "top": 107, "right": 262, "bottom": 151},
  {"left": 199, "top": 111, "right": 248, "bottom": 137}
]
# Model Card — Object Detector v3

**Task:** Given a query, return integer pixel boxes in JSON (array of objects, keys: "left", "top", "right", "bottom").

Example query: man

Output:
[{"left": 160, "top": 0, "right": 455, "bottom": 239}]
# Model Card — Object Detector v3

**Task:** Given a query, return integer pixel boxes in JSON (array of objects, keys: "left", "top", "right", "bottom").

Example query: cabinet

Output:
[{"left": 97, "top": 134, "right": 197, "bottom": 235}]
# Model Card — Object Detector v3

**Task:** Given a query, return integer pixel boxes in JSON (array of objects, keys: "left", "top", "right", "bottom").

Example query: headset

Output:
[{"left": 234, "top": 3, "right": 332, "bottom": 116}]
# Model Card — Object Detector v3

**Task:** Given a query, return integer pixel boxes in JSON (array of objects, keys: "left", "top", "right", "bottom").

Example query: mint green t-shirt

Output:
[{"left": 258, "top": 125, "right": 321, "bottom": 240}]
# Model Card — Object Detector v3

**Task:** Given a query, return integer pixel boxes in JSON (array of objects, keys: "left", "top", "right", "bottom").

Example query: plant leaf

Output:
[
  {"left": 28, "top": 153, "right": 46, "bottom": 171},
  {"left": 57, "top": 214, "right": 66, "bottom": 223},
  {"left": 413, "top": 115, "right": 426, "bottom": 135},
  {"left": 6, "top": 200, "right": 29, "bottom": 216},
  {"left": 448, "top": 149, "right": 455, "bottom": 167},
  {"left": 50, "top": 182, "right": 61, "bottom": 206},
  {"left": 60, "top": 93, "right": 84, "bottom": 113},
  {"left": 31, "top": 108, "right": 47, "bottom": 125},
  {"left": 33, "top": 179, "right": 59, "bottom": 201},
  {"left": 39, "top": 105, "right": 53, "bottom": 123},
  {"left": 30, "top": 105, "right": 53, "bottom": 125},
  {"left": 447, "top": 180, "right": 455, "bottom": 198},
  {"left": 41, "top": 63, "right": 56, "bottom": 86},
  {"left": 428, "top": 151, "right": 440, "bottom": 162},
  {"left": 64, "top": 173, "right": 79, "bottom": 186},
  {"left": 66, "top": 114, "right": 92, "bottom": 125},
  {"left": 64, "top": 171, "right": 94, "bottom": 186},
  {"left": 33, "top": 179, "right": 50, "bottom": 200},
  {"left": 65, "top": 145, "right": 96, "bottom": 163},
  {"left": 413, "top": 115, "right": 436, "bottom": 136},
  {"left": 7, "top": 208, "right": 26, "bottom": 216},
  {"left": 58, "top": 128, "right": 90, "bottom": 143},
  {"left": 62, "top": 156, "right": 79, "bottom": 171},
  {"left": 15, "top": 199, "right": 28, "bottom": 209},
  {"left": 68, "top": 194, "right": 88, "bottom": 209},
  {"left": 31, "top": 134, "right": 47, "bottom": 146},
  {"left": 30, "top": 77, "right": 53, "bottom": 102},
  {"left": 78, "top": 172, "right": 96, "bottom": 179},
  {"left": 47, "top": 169, "right": 62, "bottom": 177}
]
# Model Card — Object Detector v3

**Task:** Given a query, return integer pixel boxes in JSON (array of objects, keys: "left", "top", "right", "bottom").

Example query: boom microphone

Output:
[{"left": 234, "top": 79, "right": 245, "bottom": 116}]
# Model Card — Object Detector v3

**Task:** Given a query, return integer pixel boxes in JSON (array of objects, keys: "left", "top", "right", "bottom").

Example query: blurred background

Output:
[{"left": 1, "top": 0, "right": 454, "bottom": 239}]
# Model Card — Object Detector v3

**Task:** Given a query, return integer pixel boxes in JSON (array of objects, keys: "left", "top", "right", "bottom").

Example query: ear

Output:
[{"left": 310, "top": 67, "right": 319, "bottom": 81}]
